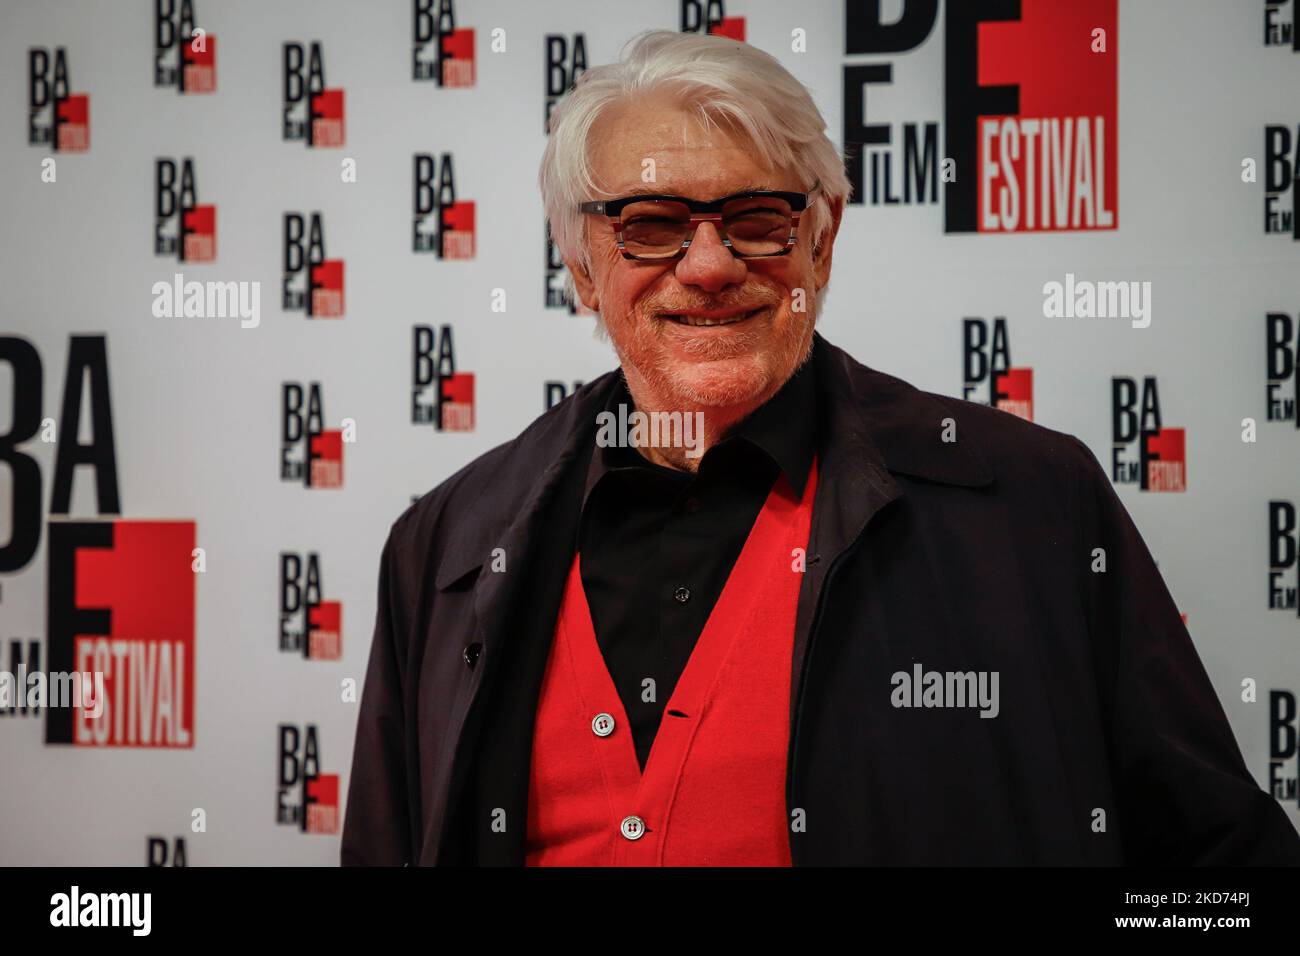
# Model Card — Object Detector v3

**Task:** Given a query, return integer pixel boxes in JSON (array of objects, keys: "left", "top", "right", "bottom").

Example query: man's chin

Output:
[{"left": 659, "top": 355, "right": 777, "bottom": 409}]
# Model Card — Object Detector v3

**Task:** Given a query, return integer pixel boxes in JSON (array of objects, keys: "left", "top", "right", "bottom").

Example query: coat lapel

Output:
[
  {"left": 789, "top": 334, "right": 996, "bottom": 756},
  {"left": 426, "top": 370, "right": 620, "bottom": 863}
]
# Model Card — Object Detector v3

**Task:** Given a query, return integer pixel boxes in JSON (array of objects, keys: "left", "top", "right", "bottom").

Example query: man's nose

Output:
[{"left": 673, "top": 220, "right": 747, "bottom": 293}]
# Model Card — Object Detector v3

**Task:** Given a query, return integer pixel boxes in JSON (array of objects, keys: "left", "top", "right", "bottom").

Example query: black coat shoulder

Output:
[{"left": 383, "top": 368, "right": 618, "bottom": 594}]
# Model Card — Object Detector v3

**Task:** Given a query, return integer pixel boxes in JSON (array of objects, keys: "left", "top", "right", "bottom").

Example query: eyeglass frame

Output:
[{"left": 577, "top": 180, "right": 823, "bottom": 261}]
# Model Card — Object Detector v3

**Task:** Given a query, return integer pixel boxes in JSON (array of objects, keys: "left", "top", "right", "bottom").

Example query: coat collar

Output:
[
  {"left": 433, "top": 331, "right": 993, "bottom": 592},
  {"left": 811, "top": 332, "right": 994, "bottom": 489}
]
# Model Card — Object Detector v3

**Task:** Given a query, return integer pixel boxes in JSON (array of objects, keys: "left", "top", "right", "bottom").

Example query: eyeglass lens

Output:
[{"left": 619, "top": 196, "right": 794, "bottom": 258}]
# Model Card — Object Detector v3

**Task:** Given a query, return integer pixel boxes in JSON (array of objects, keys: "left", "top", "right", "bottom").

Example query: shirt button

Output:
[
  {"left": 674, "top": 586, "right": 691, "bottom": 604},
  {"left": 591, "top": 713, "right": 615, "bottom": 737},
  {"left": 620, "top": 815, "right": 646, "bottom": 841}
]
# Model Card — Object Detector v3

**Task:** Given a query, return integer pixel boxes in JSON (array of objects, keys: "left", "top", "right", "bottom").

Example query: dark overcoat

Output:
[{"left": 341, "top": 333, "right": 1300, "bottom": 865}]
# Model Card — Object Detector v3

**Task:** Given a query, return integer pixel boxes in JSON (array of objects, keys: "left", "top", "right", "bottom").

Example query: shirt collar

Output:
[
  {"left": 582, "top": 352, "right": 819, "bottom": 504},
  {"left": 433, "top": 332, "right": 993, "bottom": 593}
]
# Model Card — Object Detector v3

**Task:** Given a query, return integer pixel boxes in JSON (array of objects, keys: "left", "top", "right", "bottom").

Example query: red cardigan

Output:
[{"left": 525, "top": 459, "right": 818, "bottom": 865}]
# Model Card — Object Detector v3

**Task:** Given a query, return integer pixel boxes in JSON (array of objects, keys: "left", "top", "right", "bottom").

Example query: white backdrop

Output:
[{"left": 0, "top": 0, "right": 1297, "bottom": 865}]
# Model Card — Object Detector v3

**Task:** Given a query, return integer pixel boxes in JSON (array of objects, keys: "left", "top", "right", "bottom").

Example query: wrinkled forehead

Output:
[{"left": 587, "top": 96, "right": 794, "bottom": 201}]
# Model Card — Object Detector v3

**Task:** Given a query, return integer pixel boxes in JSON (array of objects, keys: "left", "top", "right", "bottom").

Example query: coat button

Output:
[
  {"left": 462, "top": 643, "right": 482, "bottom": 668},
  {"left": 620, "top": 815, "right": 645, "bottom": 841},
  {"left": 674, "top": 586, "right": 691, "bottom": 604},
  {"left": 591, "top": 713, "right": 615, "bottom": 737}
]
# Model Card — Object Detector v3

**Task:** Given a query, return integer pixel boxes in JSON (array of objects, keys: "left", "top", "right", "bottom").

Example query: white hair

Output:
[{"left": 539, "top": 29, "right": 853, "bottom": 313}]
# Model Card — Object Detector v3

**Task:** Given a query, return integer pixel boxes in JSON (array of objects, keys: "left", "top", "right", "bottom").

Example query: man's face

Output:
[{"left": 568, "top": 96, "right": 842, "bottom": 414}]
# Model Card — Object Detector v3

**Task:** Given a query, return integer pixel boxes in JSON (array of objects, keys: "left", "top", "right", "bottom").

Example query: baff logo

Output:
[
  {"left": 47, "top": 521, "right": 196, "bottom": 747},
  {"left": 962, "top": 317, "right": 1033, "bottom": 421},
  {"left": 1265, "top": 1, "right": 1298, "bottom": 51},
  {"left": 412, "top": 0, "right": 475, "bottom": 86},
  {"left": 1267, "top": 312, "right": 1299, "bottom": 427},
  {"left": 542, "top": 48, "right": 592, "bottom": 314},
  {"left": 146, "top": 836, "right": 188, "bottom": 867},
  {"left": 283, "top": 213, "right": 344, "bottom": 318},
  {"left": 1110, "top": 377, "right": 1186, "bottom": 492},
  {"left": 0, "top": 639, "right": 42, "bottom": 718},
  {"left": 276, "top": 725, "right": 338, "bottom": 834},
  {"left": 282, "top": 42, "right": 344, "bottom": 147},
  {"left": 1264, "top": 125, "right": 1299, "bottom": 240},
  {"left": 413, "top": 153, "right": 475, "bottom": 258},
  {"left": 545, "top": 226, "right": 569, "bottom": 310},
  {"left": 278, "top": 552, "right": 341, "bottom": 660},
  {"left": 412, "top": 325, "right": 475, "bottom": 432},
  {"left": 153, "top": 0, "right": 216, "bottom": 93},
  {"left": 1269, "top": 690, "right": 1298, "bottom": 808},
  {"left": 1268, "top": 501, "right": 1299, "bottom": 617},
  {"left": 28, "top": 47, "right": 89, "bottom": 152},
  {"left": 544, "top": 223, "right": 600, "bottom": 314},
  {"left": 544, "top": 34, "right": 588, "bottom": 133},
  {"left": 545, "top": 379, "right": 585, "bottom": 410},
  {"left": 0, "top": 334, "right": 197, "bottom": 747},
  {"left": 155, "top": 158, "right": 216, "bottom": 262},
  {"left": 680, "top": 0, "right": 745, "bottom": 41},
  {"left": 844, "top": 0, "right": 1117, "bottom": 233},
  {"left": 280, "top": 382, "right": 344, "bottom": 488}
]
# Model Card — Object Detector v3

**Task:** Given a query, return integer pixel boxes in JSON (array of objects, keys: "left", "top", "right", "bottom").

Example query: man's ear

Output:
[
  {"left": 566, "top": 256, "right": 600, "bottom": 313},
  {"left": 812, "top": 193, "right": 844, "bottom": 289}
]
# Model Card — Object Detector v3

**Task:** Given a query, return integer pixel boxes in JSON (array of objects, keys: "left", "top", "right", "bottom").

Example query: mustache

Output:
[{"left": 649, "top": 289, "right": 784, "bottom": 315}]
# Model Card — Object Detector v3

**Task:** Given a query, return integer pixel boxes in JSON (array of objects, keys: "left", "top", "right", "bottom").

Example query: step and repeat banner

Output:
[{"left": 0, "top": 0, "right": 1297, "bottom": 865}]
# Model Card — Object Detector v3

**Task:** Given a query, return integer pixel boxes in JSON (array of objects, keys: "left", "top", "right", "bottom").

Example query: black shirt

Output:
[{"left": 577, "top": 357, "right": 818, "bottom": 770}]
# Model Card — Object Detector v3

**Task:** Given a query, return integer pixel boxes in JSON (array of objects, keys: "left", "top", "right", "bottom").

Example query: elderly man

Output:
[{"left": 342, "top": 31, "right": 1299, "bottom": 866}]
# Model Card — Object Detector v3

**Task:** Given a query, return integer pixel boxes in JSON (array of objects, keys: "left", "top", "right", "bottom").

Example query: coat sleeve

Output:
[
  {"left": 340, "top": 526, "right": 414, "bottom": 865},
  {"left": 1068, "top": 436, "right": 1300, "bottom": 864}
]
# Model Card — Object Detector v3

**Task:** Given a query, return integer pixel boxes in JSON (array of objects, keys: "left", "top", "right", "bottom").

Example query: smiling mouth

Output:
[{"left": 661, "top": 307, "right": 765, "bottom": 328}]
